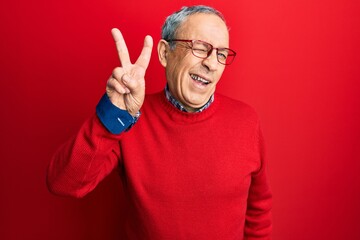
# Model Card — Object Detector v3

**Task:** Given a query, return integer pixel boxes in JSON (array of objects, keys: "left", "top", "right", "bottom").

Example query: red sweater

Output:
[{"left": 47, "top": 92, "right": 272, "bottom": 239}]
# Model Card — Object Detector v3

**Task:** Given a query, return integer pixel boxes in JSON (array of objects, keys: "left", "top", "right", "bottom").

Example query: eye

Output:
[
  {"left": 192, "top": 45, "right": 209, "bottom": 52},
  {"left": 192, "top": 41, "right": 211, "bottom": 54},
  {"left": 193, "top": 48, "right": 208, "bottom": 52},
  {"left": 217, "top": 50, "right": 228, "bottom": 60}
]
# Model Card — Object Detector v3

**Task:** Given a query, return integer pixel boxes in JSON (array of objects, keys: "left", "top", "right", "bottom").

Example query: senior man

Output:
[{"left": 47, "top": 5, "right": 272, "bottom": 239}]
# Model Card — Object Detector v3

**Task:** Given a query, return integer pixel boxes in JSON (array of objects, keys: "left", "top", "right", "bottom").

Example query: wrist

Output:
[
  {"left": 106, "top": 91, "right": 126, "bottom": 110},
  {"left": 96, "top": 94, "right": 139, "bottom": 134}
]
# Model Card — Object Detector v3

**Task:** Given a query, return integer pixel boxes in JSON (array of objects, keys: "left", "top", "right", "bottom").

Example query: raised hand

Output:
[{"left": 106, "top": 28, "right": 153, "bottom": 116}]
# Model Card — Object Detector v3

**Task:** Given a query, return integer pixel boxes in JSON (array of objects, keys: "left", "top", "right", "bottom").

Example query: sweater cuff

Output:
[{"left": 96, "top": 94, "right": 139, "bottom": 134}]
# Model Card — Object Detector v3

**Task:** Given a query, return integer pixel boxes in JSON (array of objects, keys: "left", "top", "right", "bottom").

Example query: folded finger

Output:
[{"left": 107, "top": 77, "right": 130, "bottom": 94}]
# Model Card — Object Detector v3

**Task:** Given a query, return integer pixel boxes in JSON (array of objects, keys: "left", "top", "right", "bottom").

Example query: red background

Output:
[{"left": 1, "top": 0, "right": 360, "bottom": 239}]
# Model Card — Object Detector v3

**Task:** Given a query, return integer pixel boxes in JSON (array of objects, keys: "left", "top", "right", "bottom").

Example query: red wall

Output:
[{"left": 1, "top": 0, "right": 359, "bottom": 239}]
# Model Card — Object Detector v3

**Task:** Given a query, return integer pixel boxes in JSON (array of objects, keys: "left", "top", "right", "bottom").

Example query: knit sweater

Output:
[{"left": 47, "top": 91, "right": 272, "bottom": 239}]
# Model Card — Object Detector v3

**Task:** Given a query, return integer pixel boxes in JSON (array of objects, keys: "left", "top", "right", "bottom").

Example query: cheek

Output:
[
  {"left": 167, "top": 63, "right": 189, "bottom": 83},
  {"left": 166, "top": 63, "right": 181, "bottom": 83},
  {"left": 215, "top": 67, "right": 226, "bottom": 82},
  {"left": 166, "top": 52, "right": 203, "bottom": 84}
]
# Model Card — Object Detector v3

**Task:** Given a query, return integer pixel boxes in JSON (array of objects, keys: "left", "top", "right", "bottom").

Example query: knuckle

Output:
[
  {"left": 112, "top": 67, "right": 122, "bottom": 78},
  {"left": 106, "top": 77, "right": 115, "bottom": 86}
]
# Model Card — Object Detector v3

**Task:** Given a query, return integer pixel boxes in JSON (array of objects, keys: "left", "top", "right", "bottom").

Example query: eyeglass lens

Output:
[{"left": 192, "top": 40, "right": 234, "bottom": 65}]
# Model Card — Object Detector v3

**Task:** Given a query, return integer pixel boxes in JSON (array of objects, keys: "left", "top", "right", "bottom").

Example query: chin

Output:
[{"left": 187, "top": 96, "right": 210, "bottom": 108}]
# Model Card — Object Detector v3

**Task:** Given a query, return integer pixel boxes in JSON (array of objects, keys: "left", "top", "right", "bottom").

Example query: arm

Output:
[
  {"left": 245, "top": 127, "right": 273, "bottom": 239},
  {"left": 46, "top": 29, "right": 153, "bottom": 197},
  {"left": 46, "top": 114, "right": 122, "bottom": 198}
]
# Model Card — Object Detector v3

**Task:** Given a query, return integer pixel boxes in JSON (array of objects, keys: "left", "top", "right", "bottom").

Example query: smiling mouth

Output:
[{"left": 190, "top": 74, "right": 210, "bottom": 85}]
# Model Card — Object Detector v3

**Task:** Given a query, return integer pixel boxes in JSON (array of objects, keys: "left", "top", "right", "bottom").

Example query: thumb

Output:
[{"left": 121, "top": 74, "right": 144, "bottom": 94}]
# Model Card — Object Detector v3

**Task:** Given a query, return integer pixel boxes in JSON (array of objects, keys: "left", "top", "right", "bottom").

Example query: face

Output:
[{"left": 158, "top": 13, "right": 229, "bottom": 112}]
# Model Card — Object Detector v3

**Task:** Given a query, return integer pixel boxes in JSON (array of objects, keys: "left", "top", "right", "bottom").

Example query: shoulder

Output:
[
  {"left": 142, "top": 91, "right": 164, "bottom": 109},
  {"left": 144, "top": 91, "right": 163, "bottom": 101},
  {"left": 215, "top": 93, "right": 259, "bottom": 121},
  {"left": 141, "top": 91, "right": 171, "bottom": 116}
]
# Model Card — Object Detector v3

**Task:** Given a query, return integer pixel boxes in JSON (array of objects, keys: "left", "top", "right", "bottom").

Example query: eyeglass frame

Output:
[{"left": 165, "top": 39, "right": 236, "bottom": 65}]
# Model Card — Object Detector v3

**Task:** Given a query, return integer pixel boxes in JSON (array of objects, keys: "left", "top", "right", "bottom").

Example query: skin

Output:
[
  {"left": 106, "top": 12, "right": 229, "bottom": 115},
  {"left": 158, "top": 13, "right": 229, "bottom": 112},
  {"left": 106, "top": 29, "right": 153, "bottom": 116}
]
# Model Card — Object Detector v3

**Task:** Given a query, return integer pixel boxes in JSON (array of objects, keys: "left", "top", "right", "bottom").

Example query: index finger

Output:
[{"left": 111, "top": 28, "right": 131, "bottom": 67}]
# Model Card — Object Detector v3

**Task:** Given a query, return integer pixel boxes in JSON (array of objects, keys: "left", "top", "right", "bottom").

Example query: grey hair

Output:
[{"left": 161, "top": 5, "right": 226, "bottom": 49}]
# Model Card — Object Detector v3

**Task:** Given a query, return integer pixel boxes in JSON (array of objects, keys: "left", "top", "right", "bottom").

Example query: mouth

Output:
[{"left": 190, "top": 74, "right": 210, "bottom": 85}]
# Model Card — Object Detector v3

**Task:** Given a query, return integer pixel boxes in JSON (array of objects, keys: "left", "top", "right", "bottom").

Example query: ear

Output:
[{"left": 157, "top": 39, "right": 168, "bottom": 67}]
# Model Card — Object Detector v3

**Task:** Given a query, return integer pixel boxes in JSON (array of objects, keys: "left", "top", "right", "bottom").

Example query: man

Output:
[{"left": 47, "top": 5, "right": 272, "bottom": 239}]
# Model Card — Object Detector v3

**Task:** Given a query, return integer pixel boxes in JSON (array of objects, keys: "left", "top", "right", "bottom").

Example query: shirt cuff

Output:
[{"left": 96, "top": 93, "right": 140, "bottom": 134}]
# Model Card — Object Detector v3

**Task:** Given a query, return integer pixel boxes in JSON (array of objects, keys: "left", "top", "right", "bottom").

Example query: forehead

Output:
[{"left": 176, "top": 13, "right": 229, "bottom": 47}]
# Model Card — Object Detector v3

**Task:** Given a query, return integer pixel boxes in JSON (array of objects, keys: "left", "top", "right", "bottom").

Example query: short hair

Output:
[{"left": 161, "top": 5, "right": 226, "bottom": 49}]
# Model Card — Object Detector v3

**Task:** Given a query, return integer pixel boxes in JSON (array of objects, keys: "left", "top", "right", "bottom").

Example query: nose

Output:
[{"left": 202, "top": 49, "right": 219, "bottom": 71}]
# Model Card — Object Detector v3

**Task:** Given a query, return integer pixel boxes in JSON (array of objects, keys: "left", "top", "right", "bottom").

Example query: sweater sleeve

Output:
[
  {"left": 46, "top": 114, "right": 123, "bottom": 198},
  {"left": 244, "top": 126, "right": 273, "bottom": 239}
]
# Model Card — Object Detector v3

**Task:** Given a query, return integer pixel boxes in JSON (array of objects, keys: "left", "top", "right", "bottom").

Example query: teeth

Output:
[{"left": 190, "top": 74, "right": 210, "bottom": 84}]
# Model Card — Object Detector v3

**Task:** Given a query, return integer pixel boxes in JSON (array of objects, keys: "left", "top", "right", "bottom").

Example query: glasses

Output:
[{"left": 166, "top": 39, "right": 236, "bottom": 65}]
